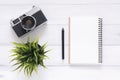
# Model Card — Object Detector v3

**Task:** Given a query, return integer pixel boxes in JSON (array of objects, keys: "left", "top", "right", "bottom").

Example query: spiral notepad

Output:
[{"left": 68, "top": 16, "right": 102, "bottom": 65}]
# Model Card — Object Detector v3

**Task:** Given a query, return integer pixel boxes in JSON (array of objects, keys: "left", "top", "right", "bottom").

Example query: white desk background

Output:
[{"left": 0, "top": 0, "right": 120, "bottom": 80}]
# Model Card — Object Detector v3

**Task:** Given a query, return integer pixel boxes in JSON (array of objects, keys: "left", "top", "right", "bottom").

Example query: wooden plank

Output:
[
  {"left": 103, "top": 25, "right": 120, "bottom": 45},
  {"left": 0, "top": 24, "right": 68, "bottom": 45},
  {"left": 1, "top": 66, "right": 120, "bottom": 80},
  {"left": 103, "top": 46, "right": 120, "bottom": 65},
  {"left": 1, "top": 24, "right": 120, "bottom": 45},
  {"left": 0, "top": 0, "right": 120, "bottom": 4},
  {"left": 0, "top": 45, "right": 68, "bottom": 66},
  {"left": 1, "top": 45, "right": 120, "bottom": 66},
  {"left": 0, "top": 46, "right": 12, "bottom": 66},
  {"left": 0, "top": 5, "right": 120, "bottom": 25}
]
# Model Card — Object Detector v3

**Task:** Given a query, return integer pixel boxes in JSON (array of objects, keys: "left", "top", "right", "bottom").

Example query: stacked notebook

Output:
[{"left": 68, "top": 16, "right": 102, "bottom": 65}]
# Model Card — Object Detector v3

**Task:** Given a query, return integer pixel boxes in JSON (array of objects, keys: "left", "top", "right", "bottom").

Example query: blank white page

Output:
[{"left": 69, "top": 16, "right": 99, "bottom": 65}]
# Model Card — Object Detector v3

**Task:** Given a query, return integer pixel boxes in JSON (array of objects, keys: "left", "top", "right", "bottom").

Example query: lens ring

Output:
[{"left": 21, "top": 16, "right": 36, "bottom": 30}]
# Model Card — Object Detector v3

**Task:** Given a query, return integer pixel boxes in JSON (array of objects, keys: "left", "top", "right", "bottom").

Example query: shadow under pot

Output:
[{"left": 21, "top": 16, "right": 36, "bottom": 31}]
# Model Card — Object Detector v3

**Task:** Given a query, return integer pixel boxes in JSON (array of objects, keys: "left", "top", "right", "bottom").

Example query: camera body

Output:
[{"left": 10, "top": 6, "right": 47, "bottom": 37}]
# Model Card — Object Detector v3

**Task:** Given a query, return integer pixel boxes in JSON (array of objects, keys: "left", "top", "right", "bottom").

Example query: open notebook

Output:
[{"left": 68, "top": 16, "right": 102, "bottom": 65}]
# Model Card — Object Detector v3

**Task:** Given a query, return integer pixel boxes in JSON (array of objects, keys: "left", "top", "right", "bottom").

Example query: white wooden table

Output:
[{"left": 1, "top": 0, "right": 120, "bottom": 80}]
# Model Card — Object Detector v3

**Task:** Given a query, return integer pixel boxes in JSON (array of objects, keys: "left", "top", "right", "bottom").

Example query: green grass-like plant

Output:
[{"left": 11, "top": 38, "right": 49, "bottom": 77}]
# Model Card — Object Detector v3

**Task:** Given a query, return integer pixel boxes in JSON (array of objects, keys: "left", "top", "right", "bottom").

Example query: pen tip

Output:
[{"left": 62, "top": 28, "right": 64, "bottom": 31}]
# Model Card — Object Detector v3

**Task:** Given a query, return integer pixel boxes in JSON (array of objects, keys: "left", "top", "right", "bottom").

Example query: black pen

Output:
[{"left": 62, "top": 28, "right": 65, "bottom": 60}]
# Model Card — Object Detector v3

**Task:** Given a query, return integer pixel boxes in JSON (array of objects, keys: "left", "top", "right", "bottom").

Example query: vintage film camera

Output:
[{"left": 10, "top": 6, "right": 47, "bottom": 37}]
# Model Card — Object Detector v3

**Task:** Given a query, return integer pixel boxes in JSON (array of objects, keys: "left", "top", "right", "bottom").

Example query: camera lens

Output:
[{"left": 21, "top": 16, "right": 36, "bottom": 30}]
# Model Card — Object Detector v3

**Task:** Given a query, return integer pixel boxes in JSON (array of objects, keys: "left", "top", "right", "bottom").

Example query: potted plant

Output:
[{"left": 11, "top": 37, "right": 50, "bottom": 78}]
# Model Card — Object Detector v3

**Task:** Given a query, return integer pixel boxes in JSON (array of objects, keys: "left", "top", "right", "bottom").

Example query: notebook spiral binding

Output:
[{"left": 98, "top": 18, "right": 102, "bottom": 63}]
